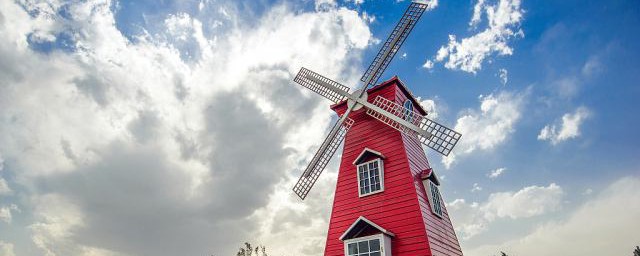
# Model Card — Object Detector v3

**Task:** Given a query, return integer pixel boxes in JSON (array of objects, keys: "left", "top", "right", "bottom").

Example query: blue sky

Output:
[{"left": 0, "top": 0, "right": 639, "bottom": 255}]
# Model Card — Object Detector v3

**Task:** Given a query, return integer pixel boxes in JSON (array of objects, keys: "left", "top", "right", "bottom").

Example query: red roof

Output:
[{"left": 330, "top": 76, "right": 428, "bottom": 116}]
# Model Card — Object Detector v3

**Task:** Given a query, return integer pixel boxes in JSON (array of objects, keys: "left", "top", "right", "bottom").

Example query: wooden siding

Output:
[{"left": 324, "top": 78, "right": 463, "bottom": 256}]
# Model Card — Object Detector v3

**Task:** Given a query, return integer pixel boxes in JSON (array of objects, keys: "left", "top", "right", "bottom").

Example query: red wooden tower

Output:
[
  {"left": 289, "top": 2, "right": 464, "bottom": 256},
  {"left": 323, "top": 77, "right": 463, "bottom": 256}
]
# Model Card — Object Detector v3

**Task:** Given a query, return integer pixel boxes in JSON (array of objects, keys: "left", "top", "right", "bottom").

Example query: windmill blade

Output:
[
  {"left": 365, "top": 95, "right": 461, "bottom": 156},
  {"left": 360, "top": 2, "right": 427, "bottom": 88},
  {"left": 292, "top": 117, "right": 355, "bottom": 200},
  {"left": 294, "top": 67, "right": 351, "bottom": 104}
]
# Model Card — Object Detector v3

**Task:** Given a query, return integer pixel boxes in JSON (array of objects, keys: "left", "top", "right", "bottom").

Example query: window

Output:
[
  {"left": 402, "top": 99, "right": 413, "bottom": 122},
  {"left": 357, "top": 159, "right": 384, "bottom": 197},
  {"left": 427, "top": 180, "right": 443, "bottom": 218},
  {"left": 345, "top": 236, "right": 382, "bottom": 256}
]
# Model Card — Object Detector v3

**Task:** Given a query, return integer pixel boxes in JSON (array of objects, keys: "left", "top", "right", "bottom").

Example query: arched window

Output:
[{"left": 403, "top": 99, "right": 413, "bottom": 122}]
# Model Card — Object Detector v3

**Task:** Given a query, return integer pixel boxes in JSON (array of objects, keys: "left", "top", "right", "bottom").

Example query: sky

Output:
[{"left": 0, "top": 0, "right": 639, "bottom": 255}]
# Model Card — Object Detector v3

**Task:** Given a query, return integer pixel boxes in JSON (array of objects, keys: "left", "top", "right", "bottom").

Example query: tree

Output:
[
  {"left": 633, "top": 246, "right": 640, "bottom": 256},
  {"left": 236, "top": 242, "right": 268, "bottom": 256}
]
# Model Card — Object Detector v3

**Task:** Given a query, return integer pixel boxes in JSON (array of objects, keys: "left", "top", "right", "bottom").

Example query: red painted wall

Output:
[{"left": 323, "top": 77, "right": 463, "bottom": 256}]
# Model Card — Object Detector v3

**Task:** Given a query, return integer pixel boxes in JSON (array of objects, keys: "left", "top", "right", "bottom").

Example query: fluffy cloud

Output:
[
  {"left": 418, "top": 97, "right": 440, "bottom": 119},
  {"left": 434, "top": 0, "right": 524, "bottom": 73},
  {"left": 448, "top": 183, "right": 563, "bottom": 240},
  {"left": 0, "top": 241, "right": 15, "bottom": 256},
  {"left": 487, "top": 167, "right": 506, "bottom": 179},
  {"left": 466, "top": 177, "right": 640, "bottom": 256},
  {"left": 0, "top": 204, "right": 19, "bottom": 224},
  {"left": 538, "top": 106, "right": 591, "bottom": 145},
  {"left": 0, "top": 0, "right": 372, "bottom": 255},
  {"left": 443, "top": 90, "right": 526, "bottom": 168},
  {"left": 498, "top": 68, "right": 508, "bottom": 85}
]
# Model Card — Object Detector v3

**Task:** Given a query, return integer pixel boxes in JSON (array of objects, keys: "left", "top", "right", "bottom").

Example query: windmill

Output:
[
  {"left": 290, "top": 2, "right": 465, "bottom": 255},
  {"left": 291, "top": 2, "right": 460, "bottom": 200}
]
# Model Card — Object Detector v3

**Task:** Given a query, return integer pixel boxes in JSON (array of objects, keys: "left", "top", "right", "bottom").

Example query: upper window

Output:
[
  {"left": 427, "top": 180, "right": 443, "bottom": 218},
  {"left": 357, "top": 159, "right": 384, "bottom": 197},
  {"left": 346, "top": 236, "right": 382, "bottom": 256},
  {"left": 402, "top": 99, "right": 413, "bottom": 122}
]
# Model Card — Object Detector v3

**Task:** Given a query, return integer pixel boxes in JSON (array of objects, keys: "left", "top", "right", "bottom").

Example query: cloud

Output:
[
  {"left": 448, "top": 183, "right": 563, "bottom": 240},
  {"left": 538, "top": 106, "right": 591, "bottom": 145},
  {"left": 498, "top": 68, "right": 508, "bottom": 85},
  {"left": 442, "top": 90, "right": 526, "bottom": 168},
  {"left": 0, "top": 204, "right": 19, "bottom": 224},
  {"left": 471, "top": 183, "right": 483, "bottom": 192},
  {"left": 487, "top": 167, "right": 506, "bottom": 179},
  {"left": 466, "top": 176, "right": 640, "bottom": 256},
  {"left": 422, "top": 59, "right": 434, "bottom": 69},
  {"left": 433, "top": 0, "right": 524, "bottom": 73},
  {"left": 0, "top": 0, "right": 372, "bottom": 255},
  {"left": 418, "top": 97, "right": 439, "bottom": 119},
  {"left": 0, "top": 241, "right": 15, "bottom": 256},
  {"left": 0, "top": 156, "right": 11, "bottom": 196}
]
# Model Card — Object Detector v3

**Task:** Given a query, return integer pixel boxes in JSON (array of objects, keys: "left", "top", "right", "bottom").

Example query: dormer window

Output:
[
  {"left": 353, "top": 148, "right": 386, "bottom": 197},
  {"left": 357, "top": 159, "right": 384, "bottom": 196},
  {"left": 420, "top": 168, "right": 443, "bottom": 218}
]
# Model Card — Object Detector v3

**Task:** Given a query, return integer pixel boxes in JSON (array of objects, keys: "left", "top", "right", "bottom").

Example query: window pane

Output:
[
  {"left": 370, "top": 252, "right": 381, "bottom": 256},
  {"left": 369, "top": 162, "right": 374, "bottom": 169},
  {"left": 358, "top": 241, "right": 369, "bottom": 252},
  {"left": 348, "top": 243, "right": 358, "bottom": 255},
  {"left": 369, "top": 239, "right": 380, "bottom": 251},
  {"left": 375, "top": 184, "right": 381, "bottom": 190}
]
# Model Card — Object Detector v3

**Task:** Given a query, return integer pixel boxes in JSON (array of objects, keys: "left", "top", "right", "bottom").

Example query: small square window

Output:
[
  {"left": 345, "top": 236, "right": 384, "bottom": 256},
  {"left": 357, "top": 159, "right": 384, "bottom": 197}
]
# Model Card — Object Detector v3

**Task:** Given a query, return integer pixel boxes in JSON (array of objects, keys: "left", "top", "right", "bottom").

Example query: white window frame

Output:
[
  {"left": 343, "top": 234, "right": 392, "bottom": 256},
  {"left": 423, "top": 179, "right": 443, "bottom": 218},
  {"left": 356, "top": 159, "right": 385, "bottom": 197}
]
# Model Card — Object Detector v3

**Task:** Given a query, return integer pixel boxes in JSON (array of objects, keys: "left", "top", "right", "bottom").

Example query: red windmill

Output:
[{"left": 291, "top": 2, "right": 463, "bottom": 256}]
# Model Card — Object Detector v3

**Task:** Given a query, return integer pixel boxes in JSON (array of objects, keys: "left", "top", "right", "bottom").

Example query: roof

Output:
[
  {"left": 352, "top": 147, "right": 385, "bottom": 165},
  {"left": 330, "top": 76, "right": 428, "bottom": 116},
  {"left": 420, "top": 168, "right": 440, "bottom": 186},
  {"left": 339, "top": 216, "right": 395, "bottom": 241}
]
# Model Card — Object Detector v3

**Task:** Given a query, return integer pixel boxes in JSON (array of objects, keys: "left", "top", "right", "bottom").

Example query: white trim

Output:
[
  {"left": 352, "top": 147, "right": 385, "bottom": 165},
  {"left": 343, "top": 234, "right": 392, "bottom": 256},
  {"left": 356, "top": 159, "right": 385, "bottom": 197},
  {"left": 339, "top": 216, "right": 395, "bottom": 241},
  {"left": 423, "top": 179, "right": 443, "bottom": 218}
]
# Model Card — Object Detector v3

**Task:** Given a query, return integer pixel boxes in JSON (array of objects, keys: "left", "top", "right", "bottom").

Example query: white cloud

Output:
[
  {"left": 448, "top": 183, "right": 563, "bottom": 240},
  {"left": 442, "top": 90, "right": 526, "bottom": 168},
  {"left": 482, "top": 183, "right": 563, "bottom": 220},
  {"left": 0, "top": 155, "right": 11, "bottom": 196},
  {"left": 466, "top": 177, "right": 640, "bottom": 256},
  {"left": 487, "top": 167, "right": 506, "bottom": 179},
  {"left": 422, "top": 59, "right": 434, "bottom": 69},
  {"left": 0, "top": 241, "right": 15, "bottom": 256},
  {"left": 471, "top": 183, "right": 483, "bottom": 192},
  {"left": 0, "top": 204, "right": 19, "bottom": 224},
  {"left": 498, "top": 68, "right": 508, "bottom": 85},
  {"left": 0, "top": 0, "right": 372, "bottom": 255},
  {"left": 418, "top": 97, "right": 439, "bottom": 119},
  {"left": 434, "top": 0, "right": 524, "bottom": 73},
  {"left": 538, "top": 107, "right": 591, "bottom": 145}
]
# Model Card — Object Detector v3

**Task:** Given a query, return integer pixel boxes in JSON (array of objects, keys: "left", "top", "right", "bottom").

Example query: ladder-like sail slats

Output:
[
  {"left": 292, "top": 118, "right": 355, "bottom": 200},
  {"left": 360, "top": 2, "right": 427, "bottom": 88},
  {"left": 366, "top": 95, "right": 461, "bottom": 156},
  {"left": 294, "top": 67, "right": 350, "bottom": 104}
]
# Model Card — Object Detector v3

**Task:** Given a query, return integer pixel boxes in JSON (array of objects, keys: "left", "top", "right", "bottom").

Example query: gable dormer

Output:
[
  {"left": 353, "top": 148, "right": 385, "bottom": 197},
  {"left": 340, "top": 216, "right": 394, "bottom": 256}
]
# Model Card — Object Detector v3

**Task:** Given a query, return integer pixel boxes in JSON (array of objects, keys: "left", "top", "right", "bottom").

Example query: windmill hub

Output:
[{"left": 347, "top": 89, "right": 368, "bottom": 111}]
